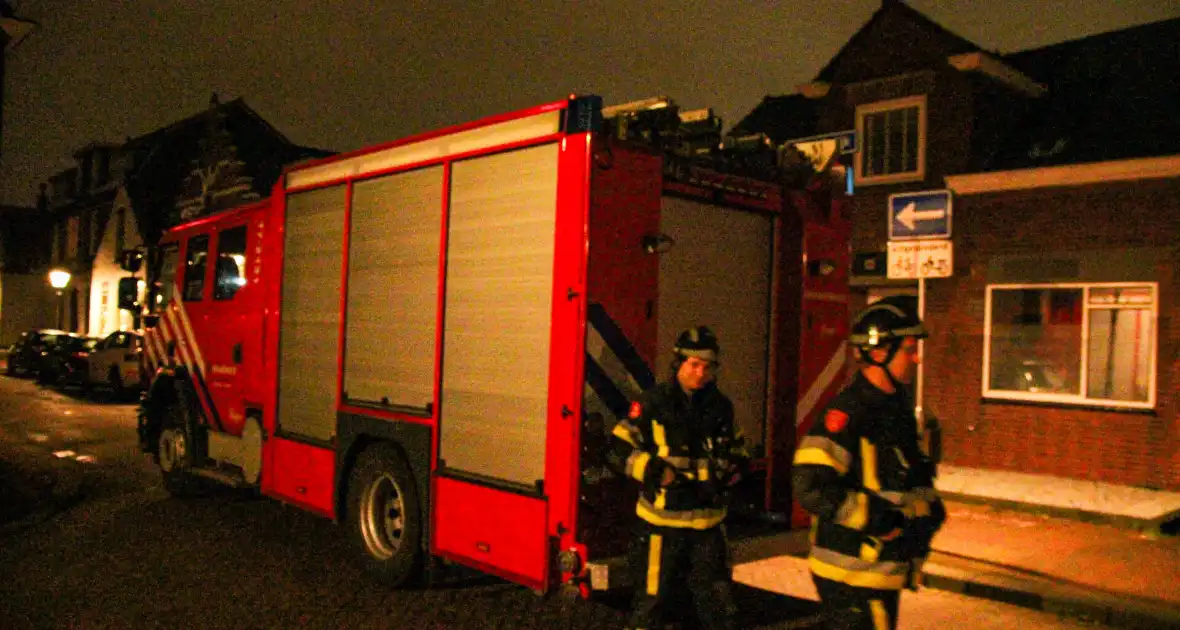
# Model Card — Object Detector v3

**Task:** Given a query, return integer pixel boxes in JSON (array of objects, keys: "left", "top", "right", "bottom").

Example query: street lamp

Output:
[
  {"left": 48, "top": 268, "right": 71, "bottom": 330},
  {"left": 48, "top": 268, "right": 71, "bottom": 292}
]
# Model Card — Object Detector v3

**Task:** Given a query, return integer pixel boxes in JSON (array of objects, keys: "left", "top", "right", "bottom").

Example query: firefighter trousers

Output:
[
  {"left": 626, "top": 522, "right": 735, "bottom": 630},
  {"left": 813, "top": 575, "right": 901, "bottom": 630}
]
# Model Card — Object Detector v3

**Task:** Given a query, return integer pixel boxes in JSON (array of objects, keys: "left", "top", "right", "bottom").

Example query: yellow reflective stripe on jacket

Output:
[
  {"left": 860, "top": 537, "right": 883, "bottom": 563},
  {"left": 807, "top": 547, "right": 908, "bottom": 590},
  {"left": 860, "top": 437, "right": 882, "bottom": 491},
  {"left": 612, "top": 422, "right": 640, "bottom": 447},
  {"left": 794, "top": 435, "right": 853, "bottom": 473},
  {"left": 650, "top": 420, "right": 671, "bottom": 509},
  {"left": 625, "top": 451, "right": 651, "bottom": 483},
  {"left": 636, "top": 498, "right": 726, "bottom": 530},
  {"left": 652, "top": 420, "right": 671, "bottom": 457},
  {"left": 793, "top": 447, "right": 849, "bottom": 474},
  {"left": 833, "top": 491, "right": 869, "bottom": 530}
]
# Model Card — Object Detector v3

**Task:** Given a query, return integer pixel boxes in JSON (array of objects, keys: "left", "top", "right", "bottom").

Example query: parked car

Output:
[
  {"left": 39, "top": 335, "right": 101, "bottom": 388},
  {"left": 5, "top": 329, "right": 75, "bottom": 377},
  {"left": 87, "top": 331, "right": 145, "bottom": 395}
]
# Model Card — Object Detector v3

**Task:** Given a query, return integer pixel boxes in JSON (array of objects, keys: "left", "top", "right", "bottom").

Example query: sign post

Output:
[{"left": 886, "top": 190, "right": 953, "bottom": 435}]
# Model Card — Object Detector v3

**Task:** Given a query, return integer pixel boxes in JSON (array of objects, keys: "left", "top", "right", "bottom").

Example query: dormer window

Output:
[{"left": 855, "top": 95, "right": 927, "bottom": 185}]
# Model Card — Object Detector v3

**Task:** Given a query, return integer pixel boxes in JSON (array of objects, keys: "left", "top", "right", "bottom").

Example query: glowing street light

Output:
[
  {"left": 48, "top": 268, "right": 72, "bottom": 330},
  {"left": 48, "top": 268, "right": 71, "bottom": 291}
]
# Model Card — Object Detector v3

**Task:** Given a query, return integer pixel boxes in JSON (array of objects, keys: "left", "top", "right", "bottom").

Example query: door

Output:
[
  {"left": 276, "top": 185, "right": 346, "bottom": 443},
  {"left": 203, "top": 223, "right": 253, "bottom": 435},
  {"left": 433, "top": 143, "right": 560, "bottom": 590}
]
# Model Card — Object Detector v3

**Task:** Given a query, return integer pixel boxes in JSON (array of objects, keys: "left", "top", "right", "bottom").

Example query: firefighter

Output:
[
  {"left": 792, "top": 296, "right": 946, "bottom": 630},
  {"left": 609, "top": 325, "right": 750, "bottom": 630}
]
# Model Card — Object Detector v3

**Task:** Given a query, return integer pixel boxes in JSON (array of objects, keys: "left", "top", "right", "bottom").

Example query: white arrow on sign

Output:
[{"left": 895, "top": 202, "right": 946, "bottom": 231}]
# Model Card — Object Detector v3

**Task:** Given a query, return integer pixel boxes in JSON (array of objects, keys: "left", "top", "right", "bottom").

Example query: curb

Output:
[
  {"left": 746, "top": 541, "right": 1180, "bottom": 630},
  {"left": 921, "top": 557, "right": 1180, "bottom": 630},
  {"left": 940, "top": 491, "right": 1180, "bottom": 537}
]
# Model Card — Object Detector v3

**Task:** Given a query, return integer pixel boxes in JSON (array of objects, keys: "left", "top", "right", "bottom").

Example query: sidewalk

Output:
[{"left": 732, "top": 467, "right": 1180, "bottom": 629}]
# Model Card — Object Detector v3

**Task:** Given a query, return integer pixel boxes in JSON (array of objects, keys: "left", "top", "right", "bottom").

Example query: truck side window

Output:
[
  {"left": 214, "top": 226, "right": 248, "bottom": 300},
  {"left": 150, "top": 244, "right": 180, "bottom": 312},
  {"left": 183, "top": 235, "right": 210, "bottom": 301}
]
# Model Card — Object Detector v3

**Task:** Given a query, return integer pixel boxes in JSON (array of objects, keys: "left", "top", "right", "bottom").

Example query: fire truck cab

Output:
[
  {"left": 138, "top": 199, "right": 270, "bottom": 494},
  {"left": 135, "top": 94, "right": 851, "bottom": 595}
]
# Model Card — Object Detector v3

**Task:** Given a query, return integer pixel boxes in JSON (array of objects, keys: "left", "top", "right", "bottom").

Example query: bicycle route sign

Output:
[{"left": 887, "top": 239, "right": 953, "bottom": 279}]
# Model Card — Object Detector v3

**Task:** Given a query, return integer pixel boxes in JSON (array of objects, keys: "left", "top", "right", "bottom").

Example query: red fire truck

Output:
[{"left": 133, "top": 94, "right": 851, "bottom": 595}]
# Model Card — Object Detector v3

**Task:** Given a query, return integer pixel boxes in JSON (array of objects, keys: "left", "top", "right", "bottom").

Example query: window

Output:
[
  {"left": 105, "top": 332, "right": 132, "bottom": 349},
  {"left": 213, "top": 226, "right": 248, "bottom": 300},
  {"left": 182, "top": 236, "right": 209, "bottom": 301},
  {"left": 66, "top": 216, "right": 79, "bottom": 259},
  {"left": 984, "top": 283, "right": 1157, "bottom": 409},
  {"left": 855, "top": 95, "right": 926, "bottom": 184},
  {"left": 149, "top": 244, "right": 180, "bottom": 313},
  {"left": 78, "top": 212, "right": 92, "bottom": 257}
]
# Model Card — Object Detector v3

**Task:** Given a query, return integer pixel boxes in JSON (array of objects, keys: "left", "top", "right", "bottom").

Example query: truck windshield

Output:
[{"left": 148, "top": 244, "right": 180, "bottom": 314}]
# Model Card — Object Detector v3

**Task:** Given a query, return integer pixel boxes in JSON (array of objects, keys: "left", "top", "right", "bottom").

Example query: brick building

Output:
[{"left": 734, "top": 1, "right": 1180, "bottom": 490}]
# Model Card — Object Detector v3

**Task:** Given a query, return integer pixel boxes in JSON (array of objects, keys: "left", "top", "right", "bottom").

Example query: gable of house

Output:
[{"left": 122, "top": 96, "right": 333, "bottom": 244}]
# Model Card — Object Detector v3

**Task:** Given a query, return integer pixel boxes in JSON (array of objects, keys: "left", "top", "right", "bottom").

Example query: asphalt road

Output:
[{"left": 0, "top": 371, "right": 1119, "bottom": 629}]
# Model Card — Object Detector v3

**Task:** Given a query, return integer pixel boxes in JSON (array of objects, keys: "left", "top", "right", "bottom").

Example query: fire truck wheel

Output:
[
  {"left": 158, "top": 402, "right": 199, "bottom": 497},
  {"left": 346, "top": 443, "right": 422, "bottom": 587}
]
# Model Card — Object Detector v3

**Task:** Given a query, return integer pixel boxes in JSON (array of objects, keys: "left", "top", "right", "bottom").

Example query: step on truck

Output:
[{"left": 132, "top": 94, "right": 851, "bottom": 596}]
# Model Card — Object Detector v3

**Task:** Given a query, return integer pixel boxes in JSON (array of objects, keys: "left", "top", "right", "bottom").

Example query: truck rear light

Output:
[{"left": 72, "top": 352, "right": 89, "bottom": 359}]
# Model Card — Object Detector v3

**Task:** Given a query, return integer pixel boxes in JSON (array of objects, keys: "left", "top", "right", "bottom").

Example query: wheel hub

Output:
[
  {"left": 158, "top": 428, "right": 187, "bottom": 472},
  {"left": 359, "top": 473, "right": 406, "bottom": 559}
]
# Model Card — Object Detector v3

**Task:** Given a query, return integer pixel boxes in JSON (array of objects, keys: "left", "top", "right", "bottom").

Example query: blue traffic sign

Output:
[{"left": 888, "top": 190, "right": 952, "bottom": 240}]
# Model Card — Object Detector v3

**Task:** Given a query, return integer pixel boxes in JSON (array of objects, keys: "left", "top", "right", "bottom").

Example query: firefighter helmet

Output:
[
  {"left": 849, "top": 296, "right": 927, "bottom": 365},
  {"left": 673, "top": 326, "right": 720, "bottom": 363}
]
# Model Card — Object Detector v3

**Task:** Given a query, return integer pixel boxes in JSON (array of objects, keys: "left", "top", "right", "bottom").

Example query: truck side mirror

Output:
[{"left": 117, "top": 277, "right": 140, "bottom": 311}]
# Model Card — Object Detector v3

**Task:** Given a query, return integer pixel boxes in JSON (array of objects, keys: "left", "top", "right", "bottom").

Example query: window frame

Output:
[
  {"left": 854, "top": 94, "right": 927, "bottom": 186},
  {"left": 212, "top": 225, "right": 248, "bottom": 301},
  {"left": 982, "top": 281, "right": 1159, "bottom": 410},
  {"left": 182, "top": 235, "right": 210, "bottom": 302},
  {"left": 148, "top": 243, "right": 181, "bottom": 313}
]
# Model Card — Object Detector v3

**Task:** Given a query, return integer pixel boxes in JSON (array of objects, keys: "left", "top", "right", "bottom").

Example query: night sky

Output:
[{"left": 3, "top": 0, "right": 1179, "bottom": 207}]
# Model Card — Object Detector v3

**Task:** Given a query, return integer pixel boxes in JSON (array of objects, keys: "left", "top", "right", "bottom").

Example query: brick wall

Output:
[{"left": 921, "top": 177, "right": 1180, "bottom": 490}]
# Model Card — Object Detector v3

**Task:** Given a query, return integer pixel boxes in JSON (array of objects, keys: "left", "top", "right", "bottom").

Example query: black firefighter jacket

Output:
[
  {"left": 609, "top": 380, "right": 750, "bottom": 530},
  {"left": 791, "top": 372, "right": 946, "bottom": 591}
]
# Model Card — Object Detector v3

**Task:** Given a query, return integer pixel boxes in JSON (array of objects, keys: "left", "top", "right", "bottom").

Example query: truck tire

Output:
[
  {"left": 157, "top": 400, "right": 200, "bottom": 497},
  {"left": 345, "top": 442, "right": 422, "bottom": 587}
]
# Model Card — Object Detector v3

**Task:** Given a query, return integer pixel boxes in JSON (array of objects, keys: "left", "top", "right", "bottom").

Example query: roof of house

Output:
[
  {"left": 814, "top": 0, "right": 982, "bottom": 84},
  {"left": 732, "top": 2, "right": 1180, "bottom": 174},
  {"left": 984, "top": 16, "right": 1180, "bottom": 170},
  {"left": 729, "top": 94, "right": 819, "bottom": 144}
]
